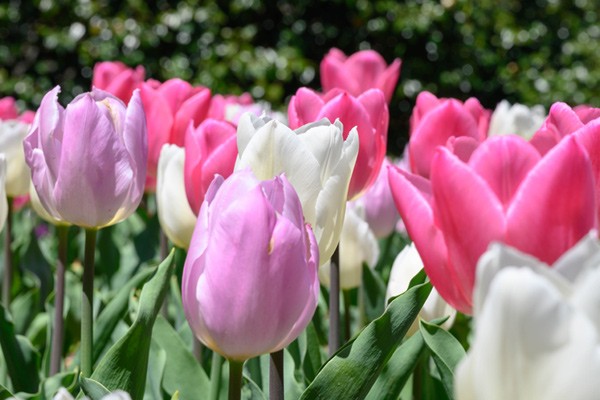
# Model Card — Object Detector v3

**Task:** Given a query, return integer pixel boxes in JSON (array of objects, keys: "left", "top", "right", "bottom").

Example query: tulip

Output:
[
  {"left": 207, "top": 93, "right": 254, "bottom": 121},
  {"left": 320, "top": 48, "right": 401, "bottom": 103},
  {"left": 389, "top": 134, "right": 596, "bottom": 314},
  {"left": 184, "top": 119, "right": 237, "bottom": 215},
  {"left": 288, "top": 87, "right": 387, "bottom": 198},
  {"left": 574, "top": 104, "right": 600, "bottom": 123},
  {"left": 0, "top": 155, "right": 7, "bottom": 232},
  {"left": 140, "top": 78, "right": 212, "bottom": 189},
  {"left": 319, "top": 206, "right": 379, "bottom": 289},
  {"left": 455, "top": 234, "right": 600, "bottom": 400},
  {"left": 0, "top": 98, "right": 32, "bottom": 197},
  {"left": 408, "top": 91, "right": 490, "bottom": 178},
  {"left": 530, "top": 102, "right": 600, "bottom": 155},
  {"left": 235, "top": 113, "right": 358, "bottom": 264},
  {"left": 385, "top": 243, "right": 455, "bottom": 335},
  {"left": 349, "top": 157, "right": 400, "bottom": 238},
  {"left": 156, "top": 144, "right": 197, "bottom": 249},
  {"left": 487, "top": 100, "right": 545, "bottom": 139},
  {"left": 92, "top": 61, "right": 145, "bottom": 104},
  {"left": 0, "top": 97, "right": 18, "bottom": 120},
  {"left": 182, "top": 170, "right": 320, "bottom": 361},
  {"left": 52, "top": 387, "right": 132, "bottom": 400}
]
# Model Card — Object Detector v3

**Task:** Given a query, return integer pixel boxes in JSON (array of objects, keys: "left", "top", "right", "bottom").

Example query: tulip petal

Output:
[
  {"left": 172, "top": 87, "right": 211, "bottom": 146},
  {"left": 287, "top": 88, "right": 325, "bottom": 128}
]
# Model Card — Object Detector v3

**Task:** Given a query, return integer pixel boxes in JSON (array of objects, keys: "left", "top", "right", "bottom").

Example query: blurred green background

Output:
[{"left": 1, "top": 0, "right": 598, "bottom": 154}]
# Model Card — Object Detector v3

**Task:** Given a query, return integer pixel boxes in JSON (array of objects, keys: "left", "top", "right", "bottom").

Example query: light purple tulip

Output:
[
  {"left": 182, "top": 170, "right": 319, "bottom": 361},
  {"left": 24, "top": 86, "right": 147, "bottom": 228}
]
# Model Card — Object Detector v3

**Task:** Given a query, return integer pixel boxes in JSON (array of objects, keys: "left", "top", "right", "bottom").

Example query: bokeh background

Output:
[{"left": 1, "top": 0, "right": 598, "bottom": 154}]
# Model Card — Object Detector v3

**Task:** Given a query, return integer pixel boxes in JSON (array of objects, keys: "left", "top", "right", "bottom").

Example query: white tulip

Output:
[
  {"left": 156, "top": 144, "right": 197, "bottom": 249},
  {"left": 488, "top": 100, "right": 546, "bottom": 139},
  {"left": 456, "top": 232, "right": 600, "bottom": 400},
  {"left": 235, "top": 113, "right": 359, "bottom": 264},
  {"left": 386, "top": 243, "right": 455, "bottom": 334},
  {"left": 319, "top": 206, "right": 379, "bottom": 289},
  {"left": 0, "top": 155, "right": 7, "bottom": 232},
  {"left": 51, "top": 388, "right": 132, "bottom": 400},
  {"left": 0, "top": 119, "right": 31, "bottom": 196}
]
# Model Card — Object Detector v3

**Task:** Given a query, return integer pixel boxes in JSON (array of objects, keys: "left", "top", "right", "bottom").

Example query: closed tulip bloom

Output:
[
  {"left": 349, "top": 157, "right": 400, "bottom": 238},
  {"left": 488, "top": 100, "right": 546, "bottom": 139},
  {"left": 288, "top": 87, "right": 387, "bottom": 198},
  {"left": 184, "top": 119, "right": 237, "bottom": 215},
  {"left": 320, "top": 48, "right": 401, "bottom": 103},
  {"left": 386, "top": 243, "right": 455, "bottom": 335},
  {"left": 319, "top": 206, "right": 379, "bottom": 289},
  {"left": 0, "top": 97, "right": 18, "bottom": 120},
  {"left": 92, "top": 61, "right": 145, "bottom": 104},
  {"left": 140, "top": 78, "right": 211, "bottom": 189},
  {"left": 0, "top": 98, "right": 33, "bottom": 197},
  {"left": 24, "top": 86, "right": 147, "bottom": 229},
  {"left": 530, "top": 102, "right": 600, "bottom": 155},
  {"left": 0, "top": 156, "right": 7, "bottom": 232},
  {"left": 182, "top": 170, "right": 319, "bottom": 361},
  {"left": 456, "top": 234, "right": 600, "bottom": 400},
  {"left": 409, "top": 91, "right": 490, "bottom": 178},
  {"left": 235, "top": 113, "right": 358, "bottom": 264},
  {"left": 389, "top": 134, "right": 596, "bottom": 314},
  {"left": 157, "top": 145, "right": 197, "bottom": 249}
]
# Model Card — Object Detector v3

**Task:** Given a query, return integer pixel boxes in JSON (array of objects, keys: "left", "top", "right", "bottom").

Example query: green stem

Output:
[
  {"left": 228, "top": 359, "right": 244, "bottom": 400},
  {"left": 81, "top": 228, "right": 97, "bottom": 377},
  {"left": 328, "top": 245, "right": 340, "bottom": 357},
  {"left": 50, "top": 225, "right": 69, "bottom": 375},
  {"left": 343, "top": 289, "right": 351, "bottom": 342},
  {"left": 269, "top": 350, "right": 284, "bottom": 400},
  {"left": 2, "top": 198, "right": 12, "bottom": 307},
  {"left": 159, "top": 229, "right": 169, "bottom": 319},
  {"left": 209, "top": 351, "right": 223, "bottom": 400}
]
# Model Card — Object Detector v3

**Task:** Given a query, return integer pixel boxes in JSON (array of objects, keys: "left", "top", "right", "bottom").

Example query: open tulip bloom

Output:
[
  {"left": 389, "top": 134, "right": 597, "bottom": 314},
  {"left": 456, "top": 233, "right": 600, "bottom": 400}
]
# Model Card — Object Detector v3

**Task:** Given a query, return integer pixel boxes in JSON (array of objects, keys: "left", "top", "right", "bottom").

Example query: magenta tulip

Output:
[
  {"left": 288, "top": 87, "right": 388, "bottom": 199},
  {"left": 92, "top": 61, "right": 145, "bottom": 104},
  {"left": 140, "top": 78, "right": 212, "bottom": 190},
  {"left": 24, "top": 86, "right": 147, "bottom": 228},
  {"left": 0, "top": 97, "right": 18, "bottom": 120},
  {"left": 408, "top": 91, "right": 490, "bottom": 178},
  {"left": 320, "top": 48, "right": 401, "bottom": 103},
  {"left": 389, "top": 135, "right": 596, "bottom": 314},
  {"left": 530, "top": 102, "right": 600, "bottom": 155},
  {"left": 182, "top": 170, "right": 319, "bottom": 361},
  {"left": 207, "top": 93, "right": 254, "bottom": 121},
  {"left": 184, "top": 119, "right": 237, "bottom": 215}
]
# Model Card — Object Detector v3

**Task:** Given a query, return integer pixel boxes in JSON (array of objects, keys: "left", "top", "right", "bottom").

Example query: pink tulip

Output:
[
  {"left": 92, "top": 61, "right": 145, "bottom": 104},
  {"left": 182, "top": 170, "right": 319, "bottom": 361},
  {"left": 0, "top": 97, "right": 18, "bottom": 120},
  {"left": 320, "top": 48, "right": 401, "bottom": 103},
  {"left": 184, "top": 119, "right": 237, "bottom": 215},
  {"left": 389, "top": 135, "right": 596, "bottom": 314},
  {"left": 530, "top": 102, "right": 600, "bottom": 155},
  {"left": 207, "top": 93, "right": 254, "bottom": 121},
  {"left": 408, "top": 91, "right": 490, "bottom": 178},
  {"left": 140, "top": 78, "right": 212, "bottom": 190},
  {"left": 288, "top": 87, "right": 388, "bottom": 199},
  {"left": 24, "top": 86, "right": 147, "bottom": 229}
]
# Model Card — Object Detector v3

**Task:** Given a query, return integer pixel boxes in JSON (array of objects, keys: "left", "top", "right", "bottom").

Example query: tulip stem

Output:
[
  {"left": 269, "top": 349, "right": 284, "bottom": 400},
  {"left": 50, "top": 225, "right": 69, "bottom": 376},
  {"left": 193, "top": 337, "right": 203, "bottom": 363},
  {"left": 81, "top": 228, "right": 97, "bottom": 377},
  {"left": 228, "top": 359, "right": 244, "bottom": 400},
  {"left": 328, "top": 246, "right": 340, "bottom": 357},
  {"left": 2, "top": 198, "right": 12, "bottom": 307},
  {"left": 343, "top": 289, "right": 351, "bottom": 341},
  {"left": 159, "top": 229, "right": 169, "bottom": 319},
  {"left": 209, "top": 351, "right": 223, "bottom": 400}
]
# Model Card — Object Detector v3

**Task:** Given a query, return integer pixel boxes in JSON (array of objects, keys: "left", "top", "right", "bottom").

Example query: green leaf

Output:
[
  {"left": 10, "top": 288, "right": 40, "bottom": 335},
  {"left": 419, "top": 320, "right": 466, "bottom": 399},
  {"left": 144, "top": 339, "right": 166, "bottom": 400},
  {"left": 90, "top": 251, "right": 175, "bottom": 400},
  {"left": 0, "top": 383, "right": 15, "bottom": 399},
  {"left": 365, "top": 331, "right": 426, "bottom": 400},
  {"left": 80, "top": 376, "right": 110, "bottom": 399},
  {"left": 40, "top": 371, "right": 78, "bottom": 399},
  {"left": 299, "top": 282, "right": 432, "bottom": 400},
  {"left": 151, "top": 316, "right": 210, "bottom": 399},
  {"left": 0, "top": 305, "right": 40, "bottom": 393},
  {"left": 301, "top": 322, "right": 322, "bottom": 383},
  {"left": 361, "top": 263, "right": 387, "bottom": 323}
]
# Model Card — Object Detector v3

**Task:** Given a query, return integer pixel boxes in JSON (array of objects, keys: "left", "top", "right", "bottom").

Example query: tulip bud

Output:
[
  {"left": 182, "top": 170, "right": 319, "bottom": 361},
  {"left": 157, "top": 144, "right": 197, "bottom": 249},
  {"left": 24, "top": 86, "right": 147, "bottom": 229},
  {"left": 0, "top": 97, "right": 32, "bottom": 197},
  {"left": 92, "top": 61, "right": 145, "bottom": 104}
]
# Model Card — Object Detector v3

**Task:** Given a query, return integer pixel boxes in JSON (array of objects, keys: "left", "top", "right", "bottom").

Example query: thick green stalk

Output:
[
  {"left": 2, "top": 198, "right": 12, "bottom": 307},
  {"left": 81, "top": 228, "right": 97, "bottom": 377},
  {"left": 50, "top": 225, "right": 69, "bottom": 375},
  {"left": 328, "top": 245, "right": 340, "bottom": 357},
  {"left": 209, "top": 351, "right": 224, "bottom": 400},
  {"left": 269, "top": 350, "right": 284, "bottom": 400},
  {"left": 228, "top": 359, "right": 244, "bottom": 400},
  {"left": 343, "top": 289, "right": 351, "bottom": 342}
]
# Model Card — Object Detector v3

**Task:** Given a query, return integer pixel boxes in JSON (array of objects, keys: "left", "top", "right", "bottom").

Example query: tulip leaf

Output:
[
  {"left": 10, "top": 288, "right": 40, "bottom": 335},
  {"left": 299, "top": 281, "right": 432, "bottom": 399},
  {"left": 80, "top": 375, "right": 110, "bottom": 399},
  {"left": 90, "top": 250, "right": 175, "bottom": 400},
  {"left": 302, "top": 322, "right": 322, "bottom": 383},
  {"left": 419, "top": 320, "right": 466, "bottom": 399},
  {"left": 0, "top": 304, "right": 40, "bottom": 393},
  {"left": 362, "top": 263, "right": 387, "bottom": 322},
  {"left": 151, "top": 316, "right": 210, "bottom": 399},
  {"left": 39, "top": 371, "right": 78, "bottom": 399},
  {"left": 144, "top": 340, "right": 166, "bottom": 400},
  {"left": 0, "top": 383, "right": 15, "bottom": 399},
  {"left": 365, "top": 330, "right": 426, "bottom": 400}
]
